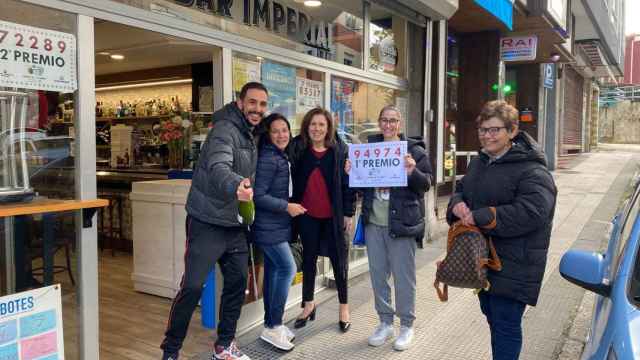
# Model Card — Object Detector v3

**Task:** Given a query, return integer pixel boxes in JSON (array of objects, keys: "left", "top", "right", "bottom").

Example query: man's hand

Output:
[
  {"left": 237, "top": 178, "right": 253, "bottom": 202},
  {"left": 344, "top": 159, "right": 351, "bottom": 174},
  {"left": 287, "top": 203, "right": 307, "bottom": 217},
  {"left": 344, "top": 216, "right": 353, "bottom": 232},
  {"left": 405, "top": 154, "right": 416, "bottom": 175},
  {"left": 452, "top": 202, "right": 471, "bottom": 220},
  {"left": 461, "top": 212, "right": 475, "bottom": 226}
]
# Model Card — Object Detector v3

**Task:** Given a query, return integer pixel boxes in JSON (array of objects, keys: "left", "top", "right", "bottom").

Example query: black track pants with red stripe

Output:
[{"left": 161, "top": 215, "right": 249, "bottom": 353}]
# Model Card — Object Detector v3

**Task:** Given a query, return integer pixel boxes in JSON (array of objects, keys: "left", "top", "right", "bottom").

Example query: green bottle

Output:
[{"left": 238, "top": 183, "right": 255, "bottom": 226}]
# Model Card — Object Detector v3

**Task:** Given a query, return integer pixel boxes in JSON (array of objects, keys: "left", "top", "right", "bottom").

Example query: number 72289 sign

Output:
[
  {"left": 348, "top": 141, "right": 407, "bottom": 188},
  {"left": 0, "top": 20, "right": 77, "bottom": 92}
]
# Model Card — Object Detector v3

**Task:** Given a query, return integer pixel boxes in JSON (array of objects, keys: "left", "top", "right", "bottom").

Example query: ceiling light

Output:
[
  {"left": 110, "top": 54, "right": 125, "bottom": 60},
  {"left": 97, "top": 51, "right": 111, "bottom": 56},
  {"left": 304, "top": 0, "right": 322, "bottom": 7},
  {"left": 96, "top": 79, "right": 193, "bottom": 92}
]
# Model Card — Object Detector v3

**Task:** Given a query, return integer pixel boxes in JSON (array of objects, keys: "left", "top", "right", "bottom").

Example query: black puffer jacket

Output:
[
  {"left": 186, "top": 102, "right": 257, "bottom": 227},
  {"left": 252, "top": 142, "right": 292, "bottom": 246},
  {"left": 360, "top": 134, "right": 432, "bottom": 248},
  {"left": 446, "top": 131, "right": 557, "bottom": 306}
]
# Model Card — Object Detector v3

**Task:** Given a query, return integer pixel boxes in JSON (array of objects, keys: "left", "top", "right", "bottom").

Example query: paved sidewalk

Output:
[{"left": 193, "top": 149, "right": 638, "bottom": 360}]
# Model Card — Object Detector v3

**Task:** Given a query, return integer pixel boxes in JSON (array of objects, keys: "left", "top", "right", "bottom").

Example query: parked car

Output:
[{"left": 560, "top": 175, "right": 640, "bottom": 360}]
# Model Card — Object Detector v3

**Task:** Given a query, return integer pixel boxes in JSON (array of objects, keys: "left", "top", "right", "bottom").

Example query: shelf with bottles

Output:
[{"left": 96, "top": 115, "right": 172, "bottom": 122}]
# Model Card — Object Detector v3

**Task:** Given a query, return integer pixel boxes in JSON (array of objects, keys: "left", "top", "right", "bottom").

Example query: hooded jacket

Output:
[
  {"left": 360, "top": 134, "right": 432, "bottom": 248},
  {"left": 446, "top": 131, "right": 557, "bottom": 306},
  {"left": 186, "top": 102, "right": 257, "bottom": 227}
]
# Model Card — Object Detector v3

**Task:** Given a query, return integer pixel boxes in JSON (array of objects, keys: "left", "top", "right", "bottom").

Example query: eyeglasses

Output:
[
  {"left": 380, "top": 118, "right": 400, "bottom": 125},
  {"left": 477, "top": 126, "right": 507, "bottom": 136}
]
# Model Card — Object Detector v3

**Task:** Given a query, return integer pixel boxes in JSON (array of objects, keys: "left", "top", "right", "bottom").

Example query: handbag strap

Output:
[{"left": 433, "top": 261, "right": 448, "bottom": 302}]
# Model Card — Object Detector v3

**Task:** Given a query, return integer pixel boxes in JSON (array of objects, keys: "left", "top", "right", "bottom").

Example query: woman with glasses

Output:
[
  {"left": 345, "top": 105, "right": 432, "bottom": 351},
  {"left": 446, "top": 100, "right": 557, "bottom": 360},
  {"left": 288, "top": 107, "right": 356, "bottom": 333}
]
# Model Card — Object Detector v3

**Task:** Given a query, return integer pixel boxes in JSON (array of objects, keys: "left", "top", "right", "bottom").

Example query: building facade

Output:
[{"left": 0, "top": 0, "right": 459, "bottom": 358}]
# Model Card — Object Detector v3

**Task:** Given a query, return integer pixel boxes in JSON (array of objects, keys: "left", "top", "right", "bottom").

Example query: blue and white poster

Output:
[
  {"left": 331, "top": 77, "right": 355, "bottom": 134},
  {"left": 0, "top": 285, "right": 65, "bottom": 359},
  {"left": 261, "top": 61, "right": 296, "bottom": 121}
]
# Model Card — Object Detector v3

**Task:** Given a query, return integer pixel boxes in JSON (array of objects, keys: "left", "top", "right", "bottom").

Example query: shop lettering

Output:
[
  {"left": 11, "top": 51, "right": 65, "bottom": 67},
  {"left": 501, "top": 38, "right": 535, "bottom": 48},
  {"left": 173, "top": 0, "right": 333, "bottom": 51},
  {"left": 0, "top": 296, "right": 34, "bottom": 316}
]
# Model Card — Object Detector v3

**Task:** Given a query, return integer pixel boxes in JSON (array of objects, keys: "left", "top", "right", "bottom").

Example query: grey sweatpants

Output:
[{"left": 365, "top": 223, "right": 417, "bottom": 327}]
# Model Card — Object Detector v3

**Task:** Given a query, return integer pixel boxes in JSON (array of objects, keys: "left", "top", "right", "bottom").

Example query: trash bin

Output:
[{"left": 201, "top": 269, "right": 216, "bottom": 329}]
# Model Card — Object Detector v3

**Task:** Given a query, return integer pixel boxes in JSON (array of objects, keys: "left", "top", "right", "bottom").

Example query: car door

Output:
[{"left": 583, "top": 184, "right": 640, "bottom": 359}]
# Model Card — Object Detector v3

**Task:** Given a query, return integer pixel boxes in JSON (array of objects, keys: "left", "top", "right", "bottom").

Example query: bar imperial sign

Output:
[
  {"left": 0, "top": 20, "right": 77, "bottom": 92},
  {"left": 173, "top": 0, "right": 334, "bottom": 52}
]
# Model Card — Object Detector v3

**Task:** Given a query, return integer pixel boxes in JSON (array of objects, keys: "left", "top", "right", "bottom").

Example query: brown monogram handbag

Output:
[{"left": 434, "top": 222, "right": 502, "bottom": 302}]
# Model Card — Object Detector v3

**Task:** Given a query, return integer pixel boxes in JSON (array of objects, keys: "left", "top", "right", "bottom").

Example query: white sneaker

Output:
[
  {"left": 393, "top": 326, "right": 414, "bottom": 351},
  {"left": 213, "top": 340, "right": 251, "bottom": 360},
  {"left": 260, "top": 326, "right": 295, "bottom": 351},
  {"left": 279, "top": 325, "right": 295, "bottom": 342},
  {"left": 368, "top": 323, "right": 394, "bottom": 347}
]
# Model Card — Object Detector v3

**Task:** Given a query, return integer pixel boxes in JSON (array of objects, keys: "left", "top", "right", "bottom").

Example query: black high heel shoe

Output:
[
  {"left": 339, "top": 320, "right": 351, "bottom": 333},
  {"left": 294, "top": 307, "right": 316, "bottom": 329}
]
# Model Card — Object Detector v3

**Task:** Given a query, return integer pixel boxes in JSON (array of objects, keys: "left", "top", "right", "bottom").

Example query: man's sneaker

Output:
[
  {"left": 368, "top": 323, "right": 394, "bottom": 347},
  {"left": 161, "top": 352, "right": 179, "bottom": 360},
  {"left": 213, "top": 340, "right": 252, "bottom": 360},
  {"left": 260, "top": 326, "right": 295, "bottom": 351},
  {"left": 279, "top": 325, "right": 295, "bottom": 342},
  {"left": 393, "top": 326, "right": 414, "bottom": 351}
]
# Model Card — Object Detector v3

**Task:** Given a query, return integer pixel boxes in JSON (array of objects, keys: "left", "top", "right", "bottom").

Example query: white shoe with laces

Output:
[
  {"left": 213, "top": 340, "right": 251, "bottom": 360},
  {"left": 393, "top": 326, "right": 414, "bottom": 351},
  {"left": 260, "top": 326, "right": 295, "bottom": 351},
  {"left": 368, "top": 323, "right": 394, "bottom": 347},
  {"left": 279, "top": 325, "right": 295, "bottom": 342}
]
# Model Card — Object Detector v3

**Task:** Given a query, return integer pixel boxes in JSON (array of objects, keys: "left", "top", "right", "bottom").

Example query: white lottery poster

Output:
[
  {"left": 296, "top": 77, "right": 323, "bottom": 114},
  {"left": 0, "top": 21, "right": 77, "bottom": 92},
  {"left": 0, "top": 285, "right": 65, "bottom": 360},
  {"left": 348, "top": 141, "right": 407, "bottom": 188}
]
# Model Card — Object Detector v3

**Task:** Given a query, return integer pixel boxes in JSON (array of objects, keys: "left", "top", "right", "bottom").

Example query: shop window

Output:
[
  {"left": 331, "top": 76, "right": 408, "bottom": 144},
  {"left": 232, "top": 52, "right": 324, "bottom": 135},
  {"left": 368, "top": 3, "right": 407, "bottom": 77},
  {"left": 110, "top": 0, "right": 364, "bottom": 69},
  {"left": 0, "top": 0, "right": 81, "bottom": 358}
]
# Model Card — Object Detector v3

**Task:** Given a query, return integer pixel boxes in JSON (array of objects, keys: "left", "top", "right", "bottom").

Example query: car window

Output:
[
  {"left": 612, "top": 187, "right": 640, "bottom": 276},
  {"left": 631, "top": 244, "right": 640, "bottom": 308}
]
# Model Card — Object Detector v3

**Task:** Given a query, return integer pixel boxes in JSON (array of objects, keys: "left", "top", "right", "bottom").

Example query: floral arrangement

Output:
[{"left": 159, "top": 115, "right": 192, "bottom": 169}]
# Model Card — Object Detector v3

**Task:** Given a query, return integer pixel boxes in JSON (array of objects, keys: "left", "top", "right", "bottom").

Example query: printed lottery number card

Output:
[
  {"left": 0, "top": 20, "right": 77, "bottom": 92},
  {"left": 0, "top": 285, "right": 65, "bottom": 360},
  {"left": 349, "top": 141, "right": 407, "bottom": 188}
]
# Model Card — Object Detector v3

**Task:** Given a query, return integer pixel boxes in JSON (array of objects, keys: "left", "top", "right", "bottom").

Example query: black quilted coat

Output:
[{"left": 446, "top": 131, "right": 557, "bottom": 306}]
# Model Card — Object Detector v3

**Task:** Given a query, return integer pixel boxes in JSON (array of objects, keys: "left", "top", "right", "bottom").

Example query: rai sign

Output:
[
  {"left": 348, "top": 141, "right": 407, "bottom": 188},
  {"left": 500, "top": 36, "right": 537, "bottom": 62},
  {"left": 0, "top": 20, "right": 77, "bottom": 92}
]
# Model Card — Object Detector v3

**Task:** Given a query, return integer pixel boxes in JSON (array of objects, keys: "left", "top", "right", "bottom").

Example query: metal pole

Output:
[
  {"left": 9, "top": 94, "right": 17, "bottom": 188},
  {"left": 18, "top": 97, "right": 29, "bottom": 190}
]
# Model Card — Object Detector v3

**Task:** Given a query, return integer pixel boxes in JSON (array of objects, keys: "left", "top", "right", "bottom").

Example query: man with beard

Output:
[{"left": 161, "top": 82, "right": 269, "bottom": 360}]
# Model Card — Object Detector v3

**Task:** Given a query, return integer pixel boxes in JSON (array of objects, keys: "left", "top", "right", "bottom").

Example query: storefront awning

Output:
[
  {"left": 474, "top": 0, "right": 514, "bottom": 30},
  {"left": 449, "top": 0, "right": 512, "bottom": 33}
]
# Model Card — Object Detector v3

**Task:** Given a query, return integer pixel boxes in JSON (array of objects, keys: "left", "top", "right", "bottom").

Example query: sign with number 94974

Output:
[
  {"left": 348, "top": 141, "right": 408, "bottom": 188},
  {"left": 0, "top": 20, "right": 77, "bottom": 92}
]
